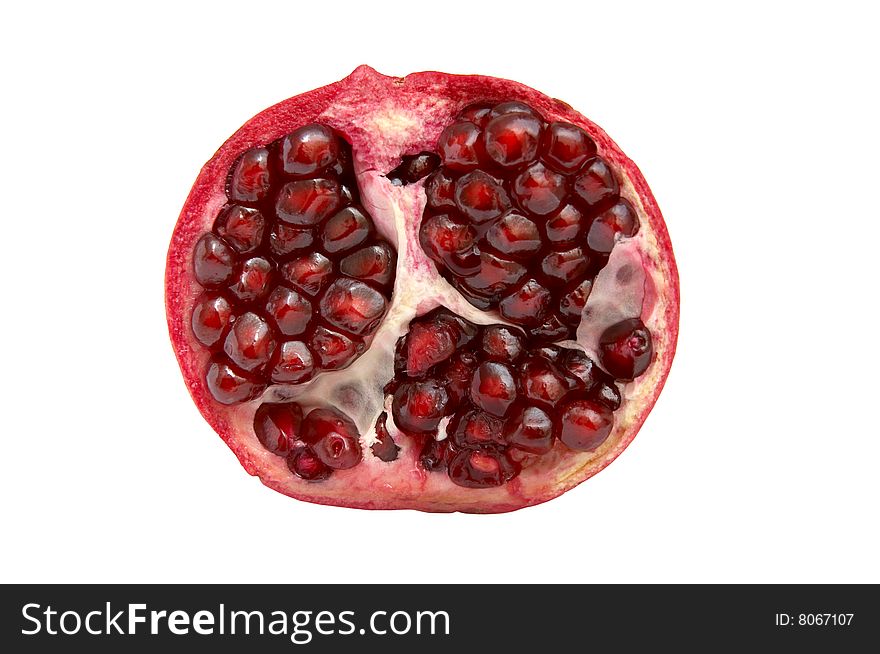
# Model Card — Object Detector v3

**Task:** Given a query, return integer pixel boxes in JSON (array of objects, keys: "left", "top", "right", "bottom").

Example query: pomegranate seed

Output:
[
  {"left": 463, "top": 252, "right": 526, "bottom": 297},
  {"left": 512, "top": 162, "right": 567, "bottom": 216},
  {"left": 470, "top": 361, "right": 517, "bottom": 417},
  {"left": 485, "top": 211, "right": 542, "bottom": 258},
  {"left": 543, "top": 122, "right": 596, "bottom": 173},
  {"left": 439, "top": 351, "right": 478, "bottom": 406},
  {"left": 391, "top": 380, "right": 449, "bottom": 434},
  {"left": 450, "top": 410, "right": 505, "bottom": 448},
  {"left": 228, "top": 257, "right": 273, "bottom": 303},
  {"left": 288, "top": 447, "right": 331, "bottom": 481},
  {"left": 371, "top": 413, "right": 400, "bottom": 462},
  {"left": 419, "top": 214, "right": 476, "bottom": 262},
  {"left": 280, "top": 252, "right": 333, "bottom": 296},
  {"left": 399, "top": 320, "right": 457, "bottom": 377},
  {"left": 214, "top": 205, "right": 266, "bottom": 254},
  {"left": 310, "top": 326, "right": 362, "bottom": 370},
  {"left": 205, "top": 361, "right": 264, "bottom": 405},
  {"left": 593, "top": 381, "right": 622, "bottom": 410},
  {"left": 387, "top": 152, "right": 440, "bottom": 185},
  {"left": 483, "top": 113, "right": 542, "bottom": 169},
  {"left": 479, "top": 325, "right": 525, "bottom": 362},
  {"left": 559, "top": 399, "right": 614, "bottom": 452},
  {"left": 448, "top": 449, "right": 517, "bottom": 488},
  {"left": 269, "top": 222, "right": 314, "bottom": 257},
  {"left": 425, "top": 169, "right": 457, "bottom": 209},
  {"left": 558, "top": 349, "right": 601, "bottom": 390},
  {"left": 319, "top": 278, "right": 388, "bottom": 336},
  {"left": 520, "top": 357, "right": 576, "bottom": 408},
  {"left": 558, "top": 279, "right": 593, "bottom": 324},
  {"left": 300, "top": 407, "right": 362, "bottom": 470},
  {"left": 192, "top": 233, "right": 235, "bottom": 287},
  {"left": 573, "top": 158, "right": 619, "bottom": 208},
  {"left": 223, "top": 312, "right": 276, "bottom": 372},
  {"left": 280, "top": 124, "right": 340, "bottom": 176},
  {"left": 191, "top": 294, "right": 232, "bottom": 348},
  {"left": 540, "top": 247, "right": 590, "bottom": 286},
  {"left": 498, "top": 278, "right": 552, "bottom": 325},
  {"left": 270, "top": 340, "right": 314, "bottom": 383},
  {"left": 533, "top": 314, "right": 569, "bottom": 340},
  {"left": 419, "top": 438, "right": 449, "bottom": 472},
  {"left": 275, "top": 178, "right": 342, "bottom": 225},
  {"left": 489, "top": 101, "right": 540, "bottom": 119},
  {"left": 454, "top": 170, "right": 510, "bottom": 223},
  {"left": 254, "top": 402, "right": 303, "bottom": 455},
  {"left": 437, "top": 121, "right": 484, "bottom": 172},
  {"left": 227, "top": 147, "right": 271, "bottom": 203},
  {"left": 264, "top": 286, "right": 312, "bottom": 336},
  {"left": 322, "top": 206, "right": 371, "bottom": 253},
  {"left": 340, "top": 243, "right": 396, "bottom": 286},
  {"left": 545, "top": 204, "right": 584, "bottom": 246},
  {"left": 598, "top": 318, "right": 653, "bottom": 380},
  {"left": 586, "top": 199, "right": 639, "bottom": 254},
  {"left": 457, "top": 103, "right": 493, "bottom": 127},
  {"left": 504, "top": 405, "right": 555, "bottom": 454}
]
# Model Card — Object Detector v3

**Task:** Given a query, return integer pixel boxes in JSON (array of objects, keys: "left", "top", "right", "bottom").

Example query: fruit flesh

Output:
[{"left": 166, "top": 66, "right": 679, "bottom": 512}]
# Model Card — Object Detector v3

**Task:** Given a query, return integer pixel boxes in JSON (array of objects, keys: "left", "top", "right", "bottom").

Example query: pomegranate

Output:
[{"left": 165, "top": 66, "right": 679, "bottom": 513}]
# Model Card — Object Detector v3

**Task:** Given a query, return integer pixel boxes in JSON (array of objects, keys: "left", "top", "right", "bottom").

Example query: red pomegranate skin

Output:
[{"left": 166, "top": 66, "right": 679, "bottom": 513}]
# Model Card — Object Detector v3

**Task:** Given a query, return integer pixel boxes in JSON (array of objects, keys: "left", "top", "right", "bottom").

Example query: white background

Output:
[{"left": 1, "top": 1, "right": 877, "bottom": 584}]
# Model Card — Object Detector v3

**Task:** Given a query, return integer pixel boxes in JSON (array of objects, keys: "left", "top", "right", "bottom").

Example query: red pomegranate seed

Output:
[
  {"left": 288, "top": 447, "right": 331, "bottom": 481},
  {"left": 558, "top": 399, "right": 614, "bottom": 451},
  {"left": 586, "top": 199, "right": 639, "bottom": 254},
  {"left": 192, "top": 233, "right": 235, "bottom": 287},
  {"left": 227, "top": 147, "right": 271, "bottom": 203},
  {"left": 270, "top": 340, "right": 314, "bottom": 383},
  {"left": 213, "top": 205, "right": 266, "bottom": 254},
  {"left": 447, "top": 449, "right": 517, "bottom": 488},
  {"left": 573, "top": 158, "right": 619, "bottom": 208},
  {"left": 593, "top": 381, "right": 622, "bottom": 410},
  {"left": 489, "top": 101, "right": 539, "bottom": 119},
  {"left": 599, "top": 318, "right": 653, "bottom": 380},
  {"left": 319, "top": 278, "right": 388, "bottom": 336},
  {"left": 419, "top": 438, "right": 449, "bottom": 472},
  {"left": 310, "top": 326, "right": 362, "bottom": 370},
  {"left": 322, "top": 206, "right": 372, "bottom": 254},
  {"left": 269, "top": 222, "right": 314, "bottom": 257},
  {"left": 280, "top": 252, "right": 333, "bottom": 296},
  {"left": 470, "top": 361, "right": 517, "bottom": 417},
  {"left": 280, "top": 124, "right": 340, "bottom": 176},
  {"left": 399, "top": 320, "right": 457, "bottom": 377},
  {"left": 558, "top": 349, "right": 601, "bottom": 390},
  {"left": 275, "top": 178, "right": 342, "bottom": 226},
  {"left": 437, "top": 121, "right": 484, "bottom": 171},
  {"left": 450, "top": 410, "right": 504, "bottom": 448},
  {"left": 191, "top": 294, "right": 232, "bottom": 348},
  {"left": 223, "top": 312, "right": 276, "bottom": 372},
  {"left": 425, "top": 169, "right": 457, "bottom": 208},
  {"left": 520, "top": 357, "right": 576, "bottom": 409},
  {"left": 504, "top": 405, "right": 555, "bottom": 454},
  {"left": 457, "top": 102, "right": 493, "bottom": 127},
  {"left": 545, "top": 204, "right": 584, "bottom": 246},
  {"left": 498, "top": 278, "right": 552, "bottom": 325},
  {"left": 205, "top": 361, "right": 264, "bottom": 405},
  {"left": 559, "top": 279, "right": 593, "bottom": 324},
  {"left": 454, "top": 170, "right": 510, "bottom": 224},
  {"left": 485, "top": 211, "right": 542, "bottom": 258},
  {"left": 512, "top": 162, "right": 567, "bottom": 216},
  {"left": 463, "top": 252, "right": 526, "bottom": 297},
  {"left": 533, "top": 314, "right": 569, "bottom": 340},
  {"left": 540, "top": 247, "right": 590, "bottom": 286},
  {"left": 228, "top": 257, "right": 273, "bottom": 303},
  {"left": 419, "top": 214, "right": 476, "bottom": 261},
  {"left": 543, "top": 122, "right": 596, "bottom": 173},
  {"left": 391, "top": 380, "right": 449, "bottom": 434},
  {"left": 340, "top": 243, "right": 396, "bottom": 286},
  {"left": 439, "top": 351, "right": 478, "bottom": 406},
  {"left": 264, "top": 285, "right": 312, "bottom": 336},
  {"left": 254, "top": 402, "right": 303, "bottom": 455},
  {"left": 479, "top": 325, "right": 525, "bottom": 362},
  {"left": 483, "top": 113, "right": 542, "bottom": 169},
  {"left": 300, "top": 407, "right": 362, "bottom": 470}
]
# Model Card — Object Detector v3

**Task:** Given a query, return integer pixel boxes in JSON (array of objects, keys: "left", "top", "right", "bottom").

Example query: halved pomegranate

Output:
[{"left": 166, "top": 66, "right": 679, "bottom": 513}]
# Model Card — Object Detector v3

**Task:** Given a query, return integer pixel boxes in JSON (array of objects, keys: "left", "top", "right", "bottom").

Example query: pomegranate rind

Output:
[{"left": 165, "top": 65, "right": 679, "bottom": 513}]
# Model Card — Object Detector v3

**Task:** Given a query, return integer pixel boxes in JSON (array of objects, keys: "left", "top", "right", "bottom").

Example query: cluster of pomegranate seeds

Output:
[
  {"left": 421, "top": 101, "right": 639, "bottom": 340},
  {"left": 381, "top": 308, "right": 650, "bottom": 488},
  {"left": 190, "top": 124, "right": 397, "bottom": 404},
  {"left": 253, "top": 403, "right": 362, "bottom": 481}
]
